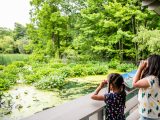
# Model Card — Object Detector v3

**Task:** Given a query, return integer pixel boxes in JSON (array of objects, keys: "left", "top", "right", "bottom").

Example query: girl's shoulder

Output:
[
  {"left": 145, "top": 75, "right": 159, "bottom": 88},
  {"left": 145, "top": 75, "right": 158, "bottom": 79},
  {"left": 104, "top": 92, "right": 123, "bottom": 99}
]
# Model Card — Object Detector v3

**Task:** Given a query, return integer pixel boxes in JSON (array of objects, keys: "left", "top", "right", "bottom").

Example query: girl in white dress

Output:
[{"left": 133, "top": 54, "right": 160, "bottom": 120}]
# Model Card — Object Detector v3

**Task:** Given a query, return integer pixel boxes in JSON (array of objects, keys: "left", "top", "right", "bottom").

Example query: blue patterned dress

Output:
[{"left": 104, "top": 92, "right": 125, "bottom": 120}]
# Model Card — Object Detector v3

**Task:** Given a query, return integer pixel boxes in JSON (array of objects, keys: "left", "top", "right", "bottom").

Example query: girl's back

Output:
[{"left": 105, "top": 92, "right": 125, "bottom": 120}]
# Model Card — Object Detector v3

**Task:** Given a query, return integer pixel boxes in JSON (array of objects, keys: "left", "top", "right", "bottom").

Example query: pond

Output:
[{"left": 0, "top": 84, "right": 66, "bottom": 120}]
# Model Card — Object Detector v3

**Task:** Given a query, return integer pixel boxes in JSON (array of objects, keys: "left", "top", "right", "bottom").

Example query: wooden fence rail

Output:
[{"left": 22, "top": 88, "right": 139, "bottom": 120}]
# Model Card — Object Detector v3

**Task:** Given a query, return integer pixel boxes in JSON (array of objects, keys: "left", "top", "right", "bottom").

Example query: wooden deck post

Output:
[{"left": 97, "top": 109, "right": 103, "bottom": 120}]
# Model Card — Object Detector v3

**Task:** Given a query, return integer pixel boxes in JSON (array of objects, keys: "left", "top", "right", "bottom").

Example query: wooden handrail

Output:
[{"left": 22, "top": 88, "right": 138, "bottom": 120}]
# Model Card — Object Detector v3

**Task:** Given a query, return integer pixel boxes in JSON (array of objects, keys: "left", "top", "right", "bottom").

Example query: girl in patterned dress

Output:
[
  {"left": 91, "top": 73, "right": 126, "bottom": 120},
  {"left": 133, "top": 54, "right": 160, "bottom": 120}
]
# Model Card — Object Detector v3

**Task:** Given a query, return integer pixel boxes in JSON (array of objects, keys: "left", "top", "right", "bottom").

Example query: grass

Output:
[{"left": 0, "top": 54, "right": 29, "bottom": 65}]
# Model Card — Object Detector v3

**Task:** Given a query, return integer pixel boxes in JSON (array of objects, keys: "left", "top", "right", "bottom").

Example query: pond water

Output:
[{"left": 0, "top": 84, "right": 66, "bottom": 120}]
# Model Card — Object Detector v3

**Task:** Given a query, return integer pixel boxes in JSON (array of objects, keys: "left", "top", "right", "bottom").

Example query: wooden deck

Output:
[{"left": 22, "top": 88, "right": 139, "bottom": 120}]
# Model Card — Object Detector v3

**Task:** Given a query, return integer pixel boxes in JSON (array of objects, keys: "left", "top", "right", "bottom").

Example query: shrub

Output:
[
  {"left": 34, "top": 75, "right": 66, "bottom": 90},
  {"left": 0, "top": 63, "right": 20, "bottom": 89},
  {"left": 1, "top": 64, "right": 18, "bottom": 86},
  {"left": 85, "top": 66, "right": 96, "bottom": 75},
  {"left": 94, "top": 64, "right": 108, "bottom": 75},
  {"left": 116, "top": 63, "right": 136, "bottom": 72},
  {"left": 0, "top": 65, "right": 4, "bottom": 71},
  {"left": 24, "top": 74, "right": 41, "bottom": 84},
  {"left": 29, "top": 53, "right": 49, "bottom": 63},
  {"left": 23, "top": 66, "right": 55, "bottom": 84},
  {"left": 0, "top": 73, "right": 17, "bottom": 85},
  {"left": 50, "top": 63, "right": 66, "bottom": 68},
  {"left": 59, "top": 66, "right": 74, "bottom": 78},
  {"left": 72, "top": 64, "right": 87, "bottom": 77},
  {"left": 3, "top": 64, "right": 19, "bottom": 75},
  {"left": 0, "top": 78, "right": 10, "bottom": 90},
  {"left": 11, "top": 61, "right": 25, "bottom": 67},
  {"left": 108, "top": 59, "right": 120, "bottom": 69}
]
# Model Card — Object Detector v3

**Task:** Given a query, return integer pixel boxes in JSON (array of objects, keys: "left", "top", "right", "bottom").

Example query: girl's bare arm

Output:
[
  {"left": 133, "top": 60, "right": 149, "bottom": 88},
  {"left": 91, "top": 81, "right": 106, "bottom": 101}
]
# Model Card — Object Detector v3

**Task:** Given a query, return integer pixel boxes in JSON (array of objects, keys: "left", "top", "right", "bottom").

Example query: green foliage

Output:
[
  {"left": 0, "top": 78, "right": 10, "bottom": 90},
  {"left": 0, "top": 23, "right": 28, "bottom": 54},
  {"left": 0, "top": 27, "right": 13, "bottom": 39},
  {"left": 133, "top": 27, "right": 160, "bottom": 58},
  {"left": 27, "top": 0, "right": 160, "bottom": 62},
  {"left": 59, "top": 66, "right": 74, "bottom": 78},
  {"left": 0, "top": 72, "right": 17, "bottom": 86},
  {"left": 24, "top": 74, "right": 41, "bottom": 84},
  {"left": 23, "top": 66, "right": 53, "bottom": 84},
  {"left": 13, "top": 22, "right": 27, "bottom": 40},
  {"left": 73, "top": 0, "right": 146, "bottom": 61},
  {"left": 4, "top": 64, "right": 19, "bottom": 75},
  {"left": 16, "top": 38, "right": 32, "bottom": 54},
  {"left": 29, "top": 52, "right": 50, "bottom": 63},
  {"left": 34, "top": 75, "right": 66, "bottom": 90},
  {"left": 116, "top": 63, "right": 136, "bottom": 72},
  {"left": 2, "top": 0, "right": 160, "bottom": 92},
  {"left": 20, "top": 61, "right": 109, "bottom": 90},
  {"left": 50, "top": 62, "right": 66, "bottom": 68},
  {"left": 0, "top": 65, "right": 4, "bottom": 70},
  {"left": 0, "top": 63, "right": 20, "bottom": 90},
  {"left": 108, "top": 59, "right": 120, "bottom": 69},
  {"left": 11, "top": 61, "right": 25, "bottom": 67},
  {"left": 28, "top": 0, "right": 68, "bottom": 58},
  {"left": 0, "top": 61, "right": 27, "bottom": 90},
  {"left": 1, "top": 0, "right": 160, "bottom": 62},
  {"left": 72, "top": 64, "right": 87, "bottom": 77},
  {"left": 93, "top": 64, "right": 108, "bottom": 75},
  {"left": 0, "top": 36, "right": 15, "bottom": 53},
  {"left": 0, "top": 91, "right": 3, "bottom": 100}
]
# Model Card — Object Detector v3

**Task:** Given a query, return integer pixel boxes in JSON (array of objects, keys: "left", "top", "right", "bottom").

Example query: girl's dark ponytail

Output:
[
  {"left": 108, "top": 82, "right": 110, "bottom": 93},
  {"left": 122, "top": 84, "right": 126, "bottom": 106}
]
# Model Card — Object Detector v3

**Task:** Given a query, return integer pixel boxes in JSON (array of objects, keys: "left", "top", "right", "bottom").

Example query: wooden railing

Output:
[{"left": 22, "top": 88, "right": 139, "bottom": 120}]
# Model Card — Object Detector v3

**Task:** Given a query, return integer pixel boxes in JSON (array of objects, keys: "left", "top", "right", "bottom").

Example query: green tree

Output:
[
  {"left": 27, "top": 0, "right": 160, "bottom": 62},
  {"left": 28, "top": 0, "right": 68, "bottom": 59},
  {"left": 133, "top": 27, "right": 160, "bottom": 59},
  {"left": 0, "top": 27, "right": 13, "bottom": 39},
  {"left": 73, "top": 0, "right": 145, "bottom": 61},
  {"left": 0, "top": 36, "right": 15, "bottom": 53},
  {"left": 13, "top": 23, "right": 27, "bottom": 41}
]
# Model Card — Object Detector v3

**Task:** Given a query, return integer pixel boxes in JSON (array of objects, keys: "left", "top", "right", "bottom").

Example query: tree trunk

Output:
[
  {"left": 132, "top": 15, "right": 138, "bottom": 63},
  {"left": 52, "top": 33, "right": 60, "bottom": 59},
  {"left": 119, "top": 38, "right": 123, "bottom": 62}
]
